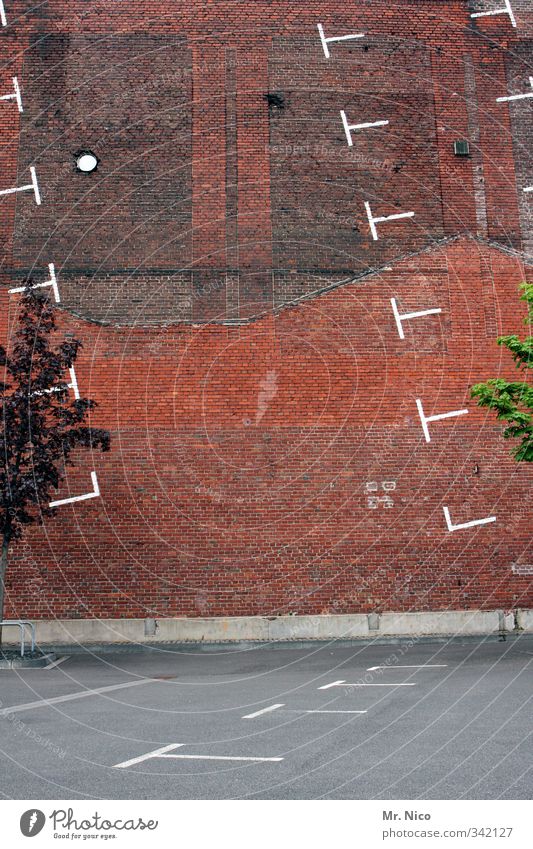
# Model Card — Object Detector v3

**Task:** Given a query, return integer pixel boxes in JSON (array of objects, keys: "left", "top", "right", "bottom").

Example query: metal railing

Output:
[{"left": 0, "top": 620, "right": 36, "bottom": 657}]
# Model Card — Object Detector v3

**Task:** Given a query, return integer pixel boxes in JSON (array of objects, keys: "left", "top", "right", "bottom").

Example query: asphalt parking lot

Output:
[{"left": 0, "top": 637, "right": 531, "bottom": 799}]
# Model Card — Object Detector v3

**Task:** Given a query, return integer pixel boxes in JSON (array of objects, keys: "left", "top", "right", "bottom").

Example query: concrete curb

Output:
[
  {"left": 2, "top": 609, "right": 531, "bottom": 646},
  {"left": 0, "top": 652, "right": 56, "bottom": 669}
]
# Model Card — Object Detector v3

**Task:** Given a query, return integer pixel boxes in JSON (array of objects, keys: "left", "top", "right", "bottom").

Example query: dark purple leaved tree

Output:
[{"left": 0, "top": 284, "right": 110, "bottom": 639}]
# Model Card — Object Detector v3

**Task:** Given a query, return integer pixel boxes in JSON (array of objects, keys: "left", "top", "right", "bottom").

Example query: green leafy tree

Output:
[{"left": 471, "top": 283, "right": 533, "bottom": 462}]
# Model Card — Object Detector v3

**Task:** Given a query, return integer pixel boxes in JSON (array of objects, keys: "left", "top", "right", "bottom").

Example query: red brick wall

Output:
[{"left": 0, "top": 1, "right": 532, "bottom": 619}]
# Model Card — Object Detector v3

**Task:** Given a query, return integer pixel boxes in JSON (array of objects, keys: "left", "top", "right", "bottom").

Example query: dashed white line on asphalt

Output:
[
  {"left": 242, "top": 704, "right": 285, "bottom": 719},
  {"left": 318, "top": 680, "right": 346, "bottom": 689}
]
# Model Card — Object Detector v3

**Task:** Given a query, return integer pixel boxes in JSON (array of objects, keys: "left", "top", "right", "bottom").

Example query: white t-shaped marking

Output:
[
  {"left": 49, "top": 471, "right": 100, "bottom": 508},
  {"left": 416, "top": 398, "right": 469, "bottom": 442},
  {"left": 9, "top": 263, "right": 60, "bottom": 302},
  {"left": 317, "top": 23, "right": 365, "bottom": 58},
  {"left": 390, "top": 297, "right": 442, "bottom": 340},
  {"left": 443, "top": 506, "right": 496, "bottom": 532},
  {"left": 365, "top": 201, "right": 414, "bottom": 241},
  {"left": 471, "top": 0, "right": 516, "bottom": 29},
  {"left": 497, "top": 76, "right": 533, "bottom": 103},
  {"left": 0, "top": 166, "right": 41, "bottom": 205},
  {"left": 0, "top": 77, "right": 23, "bottom": 112},
  {"left": 340, "top": 110, "right": 389, "bottom": 145}
]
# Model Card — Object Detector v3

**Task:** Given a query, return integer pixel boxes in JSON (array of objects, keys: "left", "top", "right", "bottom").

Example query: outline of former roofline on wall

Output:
[{"left": 3, "top": 234, "right": 532, "bottom": 330}]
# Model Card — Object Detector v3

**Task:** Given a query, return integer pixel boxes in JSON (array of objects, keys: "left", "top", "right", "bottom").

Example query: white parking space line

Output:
[
  {"left": 114, "top": 744, "right": 185, "bottom": 769},
  {"left": 114, "top": 744, "right": 283, "bottom": 768},
  {"left": 318, "top": 681, "right": 416, "bottom": 689},
  {"left": 162, "top": 754, "right": 284, "bottom": 763},
  {"left": 242, "top": 704, "right": 284, "bottom": 719},
  {"left": 0, "top": 678, "right": 158, "bottom": 716},
  {"left": 301, "top": 709, "right": 367, "bottom": 715},
  {"left": 45, "top": 656, "right": 70, "bottom": 670},
  {"left": 367, "top": 664, "right": 447, "bottom": 671}
]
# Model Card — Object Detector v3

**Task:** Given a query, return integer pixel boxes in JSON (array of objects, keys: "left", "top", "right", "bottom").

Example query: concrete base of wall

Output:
[{"left": 3, "top": 609, "right": 531, "bottom": 646}]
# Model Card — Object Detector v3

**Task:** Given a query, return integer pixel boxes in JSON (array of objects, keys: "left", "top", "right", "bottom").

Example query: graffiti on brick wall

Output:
[{"left": 365, "top": 481, "right": 396, "bottom": 509}]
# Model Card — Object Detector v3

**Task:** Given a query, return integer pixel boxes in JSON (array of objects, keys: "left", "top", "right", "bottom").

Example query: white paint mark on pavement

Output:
[{"left": 242, "top": 704, "right": 285, "bottom": 719}]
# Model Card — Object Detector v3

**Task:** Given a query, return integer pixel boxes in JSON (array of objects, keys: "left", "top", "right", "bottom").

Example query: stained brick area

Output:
[
  {"left": 269, "top": 37, "right": 443, "bottom": 276},
  {"left": 14, "top": 34, "right": 193, "bottom": 271},
  {"left": 1, "top": 0, "right": 531, "bottom": 323},
  {"left": 2, "top": 240, "right": 532, "bottom": 619},
  {"left": 0, "top": 2, "right": 532, "bottom": 619}
]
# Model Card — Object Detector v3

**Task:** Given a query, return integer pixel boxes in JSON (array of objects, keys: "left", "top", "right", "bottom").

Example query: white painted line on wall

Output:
[
  {"left": 114, "top": 744, "right": 184, "bottom": 770},
  {"left": 367, "top": 664, "right": 447, "bottom": 671},
  {"left": 0, "top": 678, "right": 156, "bottom": 717},
  {"left": 318, "top": 680, "right": 346, "bottom": 690},
  {"left": 443, "top": 506, "right": 497, "bottom": 532},
  {"left": 471, "top": 0, "right": 516, "bottom": 28},
  {"left": 497, "top": 76, "right": 533, "bottom": 103},
  {"left": 10, "top": 263, "right": 60, "bottom": 303},
  {"left": 340, "top": 110, "right": 389, "bottom": 146},
  {"left": 242, "top": 704, "right": 285, "bottom": 719},
  {"left": 30, "top": 166, "right": 42, "bottom": 205},
  {"left": 365, "top": 200, "right": 414, "bottom": 241},
  {"left": 317, "top": 23, "right": 364, "bottom": 59},
  {"left": 416, "top": 397, "right": 469, "bottom": 443},
  {"left": 49, "top": 471, "right": 100, "bottom": 508},
  {"left": 0, "top": 166, "right": 41, "bottom": 205},
  {"left": 0, "top": 77, "right": 23, "bottom": 112},
  {"left": 0, "top": 1, "right": 6, "bottom": 27},
  {"left": 68, "top": 365, "right": 81, "bottom": 400},
  {"left": 390, "top": 297, "right": 442, "bottom": 340}
]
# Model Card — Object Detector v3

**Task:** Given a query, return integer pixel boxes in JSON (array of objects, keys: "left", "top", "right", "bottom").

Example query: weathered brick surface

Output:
[
  {"left": 1, "top": 239, "right": 532, "bottom": 618},
  {"left": 0, "top": 2, "right": 532, "bottom": 619}
]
